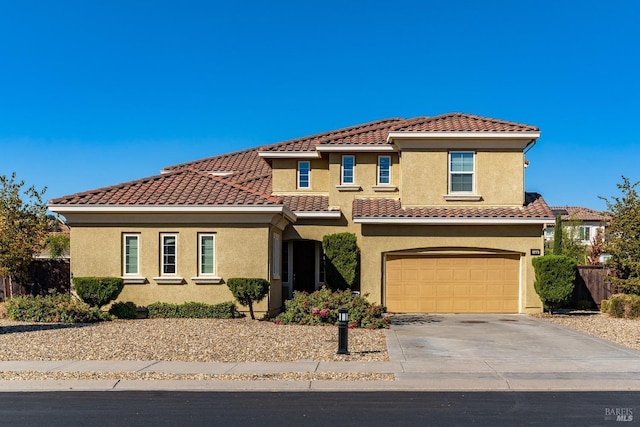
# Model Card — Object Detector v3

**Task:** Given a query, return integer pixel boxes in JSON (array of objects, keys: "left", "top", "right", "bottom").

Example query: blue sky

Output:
[{"left": 1, "top": 1, "right": 638, "bottom": 211}]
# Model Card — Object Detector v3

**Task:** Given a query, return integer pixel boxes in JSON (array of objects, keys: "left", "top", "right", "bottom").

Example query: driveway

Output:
[{"left": 386, "top": 314, "right": 640, "bottom": 390}]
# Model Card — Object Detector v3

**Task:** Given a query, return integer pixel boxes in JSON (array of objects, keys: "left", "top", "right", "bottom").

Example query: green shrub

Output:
[
  {"left": 73, "top": 277, "right": 124, "bottom": 308},
  {"left": 532, "top": 255, "right": 577, "bottom": 314},
  {"left": 147, "top": 301, "right": 241, "bottom": 319},
  {"left": 275, "top": 287, "right": 389, "bottom": 329},
  {"left": 226, "top": 278, "right": 270, "bottom": 320},
  {"left": 322, "top": 233, "right": 359, "bottom": 290},
  {"left": 109, "top": 301, "right": 138, "bottom": 319},
  {"left": 6, "top": 290, "right": 108, "bottom": 323},
  {"left": 601, "top": 294, "right": 640, "bottom": 319}
]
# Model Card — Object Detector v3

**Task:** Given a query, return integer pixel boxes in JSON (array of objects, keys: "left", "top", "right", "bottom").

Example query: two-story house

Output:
[{"left": 49, "top": 113, "right": 554, "bottom": 315}]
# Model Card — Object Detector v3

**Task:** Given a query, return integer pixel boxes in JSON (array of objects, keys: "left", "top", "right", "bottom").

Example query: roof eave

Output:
[
  {"left": 257, "top": 151, "right": 321, "bottom": 159},
  {"left": 387, "top": 131, "right": 540, "bottom": 143},
  {"left": 353, "top": 217, "right": 554, "bottom": 225}
]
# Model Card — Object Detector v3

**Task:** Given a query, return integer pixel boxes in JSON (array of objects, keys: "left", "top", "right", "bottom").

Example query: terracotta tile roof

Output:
[
  {"left": 391, "top": 113, "right": 539, "bottom": 133},
  {"left": 260, "top": 113, "right": 538, "bottom": 153},
  {"left": 353, "top": 193, "right": 553, "bottom": 220},
  {"left": 49, "top": 169, "right": 281, "bottom": 206},
  {"left": 550, "top": 206, "right": 610, "bottom": 222},
  {"left": 281, "top": 195, "right": 335, "bottom": 212},
  {"left": 50, "top": 113, "right": 541, "bottom": 213},
  {"left": 262, "top": 118, "right": 404, "bottom": 152}
]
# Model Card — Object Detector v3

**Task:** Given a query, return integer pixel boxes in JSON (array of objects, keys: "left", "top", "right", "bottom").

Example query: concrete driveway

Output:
[{"left": 386, "top": 314, "right": 640, "bottom": 390}]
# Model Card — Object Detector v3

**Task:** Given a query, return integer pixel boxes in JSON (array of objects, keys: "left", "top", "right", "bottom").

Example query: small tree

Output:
[
  {"left": 227, "top": 278, "right": 270, "bottom": 320},
  {"left": 0, "top": 173, "right": 52, "bottom": 284},
  {"left": 532, "top": 255, "right": 577, "bottom": 314},
  {"left": 587, "top": 227, "right": 605, "bottom": 265},
  {"left": 601, "top": 177, "right": 640, "bottom": 295},
  {"left": 322, "top": 233, "right": 359, "bottom": 290},
  {"left": 552, "top": 215, "right": 563, "bottom": 255},
  {"left": 45, "top": 234, "right": 70, "bottom": 260}
]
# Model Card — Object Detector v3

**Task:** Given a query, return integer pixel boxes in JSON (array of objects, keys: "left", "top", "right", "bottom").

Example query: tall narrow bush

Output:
[
  {"left": 532, "top": 255, "right": 577, "bottom": 313},
  {"left": 226, "top": 278, "right": 270, "bottom": 320},
  {"left": 553, "top": 215, "right": 563, "bottom": 255},
  {"left": 322, "top": 232, "right": 359, "bottom": 290}
]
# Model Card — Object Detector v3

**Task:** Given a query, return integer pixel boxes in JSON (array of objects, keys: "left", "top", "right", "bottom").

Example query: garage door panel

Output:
[{"left": 386, "top": 254, "right": 520, "bottom": 313}]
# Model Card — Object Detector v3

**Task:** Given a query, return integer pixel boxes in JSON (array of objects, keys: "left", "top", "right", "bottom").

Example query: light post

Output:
[{"left": 337, "top": 308, "right": 350, "bottom": 355}]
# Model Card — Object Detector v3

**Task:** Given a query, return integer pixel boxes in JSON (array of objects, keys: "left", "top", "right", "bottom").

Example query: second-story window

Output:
[
  {"left": 161, "top": 233, "right": 177, "bottom": 275},
  {"left": 341, "top": 155, "right": 354, "bottom": 184},
  {"left": 298, "top": 161, "right": 310, "bottom": 189},
  {"left": 378, "top": 155, "right": 391, "bottom": 185},
  {"left": 449, "top": 152, "right": 474, "bottom": 193}
]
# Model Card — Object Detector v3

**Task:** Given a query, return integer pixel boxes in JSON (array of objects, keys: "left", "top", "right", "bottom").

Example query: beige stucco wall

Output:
[
  {"left": 271, "top": 158, "right": 329, "bottom": 193},
  {"left": 400, "top": 149, "right": 524, "bottom": 207},
  {"left": 70, "top": 222, "right": 282, "bottom": 316},
  {"left": 357, "top": 223, "right": 544, "bottom": 313}
]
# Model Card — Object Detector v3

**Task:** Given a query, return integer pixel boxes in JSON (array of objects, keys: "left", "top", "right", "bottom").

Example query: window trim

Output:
[
  {"left": 449, "top": 151, "right": 475, "bottom": 194},
  {"left": 341, "top": 155, "right": 355, "bottom": 185},
  {"left": 377, "top": 155, "right": 391, "bottom": 185},
  {"left": 198, "top": 233, "right": 216, "bottom": 276},
  {"left": 297, "top": 161, "right": 310, "bottom": 189},
  {"left": 160, "top": 233, "right": 178, "bottom": 276},
  {"left": 123, "top": 234, "right": 140, "bottom": 276}
]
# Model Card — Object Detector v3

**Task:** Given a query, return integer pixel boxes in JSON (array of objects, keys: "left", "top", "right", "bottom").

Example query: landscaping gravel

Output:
[
  {"left": 534, "top": 311, "right": 640, "bottom": 351},
  {"left": 0, "top": 318, "right": 389, "bottom": 363}
]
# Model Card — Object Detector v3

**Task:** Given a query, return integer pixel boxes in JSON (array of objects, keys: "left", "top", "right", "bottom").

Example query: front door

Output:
[{"left": 292, "top": 240, "right": 317, "bottom": 294}]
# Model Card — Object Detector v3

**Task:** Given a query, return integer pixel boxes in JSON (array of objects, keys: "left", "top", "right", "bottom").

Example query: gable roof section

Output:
[
  {"left": 391, "top": 113, "right": 539, "bottom": 133},
  {"left": 49, "top": 168, "right": 281, "bottom": 206},
  {"left": 550, "top": 206, "right": 610, "bottom": 222},
  {"left": 353, "top": 193, "right": 554, "bottom": 224}
]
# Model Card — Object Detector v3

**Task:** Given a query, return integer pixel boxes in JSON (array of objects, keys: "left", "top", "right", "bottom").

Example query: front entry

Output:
[{"left": 292, "top": 240, "right": 317, "bottom": 294}]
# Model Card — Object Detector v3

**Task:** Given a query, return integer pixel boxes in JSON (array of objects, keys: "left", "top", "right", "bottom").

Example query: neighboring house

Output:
[
  {"left": 49, "top": 113, "right": 554, "bottom": 315},
  {"left": 545, "top": 206, "right": 609, "bottom": 245}
]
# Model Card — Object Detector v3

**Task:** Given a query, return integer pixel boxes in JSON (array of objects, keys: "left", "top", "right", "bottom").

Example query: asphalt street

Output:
[{"left": 1, "top": 391, "right": 637, "bottom": 426}]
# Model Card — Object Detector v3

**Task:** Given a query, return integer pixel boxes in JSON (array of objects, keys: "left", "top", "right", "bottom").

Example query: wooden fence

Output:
[{"left": 575, "top": 265, "right": 613, "bottom": 307}]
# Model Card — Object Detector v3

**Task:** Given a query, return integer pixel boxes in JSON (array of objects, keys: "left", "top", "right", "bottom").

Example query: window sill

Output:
[
  {"left": 336, "top": 184, "right": 361, "bottom": 191},
  {"left": 443, "top": 194, "right": 483, "bottom": 201},
  {"left": 153, "top": 276, "right": 185, "bottom": 285},
  {"left": 372, "top": 185, "right": 397, "bottom": 192},
  {"left": 122, "top": 276, "right": 146, "bottom": 285},
  {"left": 191, "top": 276, "right": 223, "bottom": 284}
]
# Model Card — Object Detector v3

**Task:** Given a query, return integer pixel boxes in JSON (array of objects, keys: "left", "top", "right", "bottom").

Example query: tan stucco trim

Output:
[
  {"left": 295, "top": 211, "right": 342, "bottom": 219},
  {"left": 258, "top": 151, "right": 321, "bottom": 158}
]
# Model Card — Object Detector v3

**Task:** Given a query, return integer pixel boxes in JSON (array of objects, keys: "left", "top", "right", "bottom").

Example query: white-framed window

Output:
[
  {"left": 198, "top": 233, "right": 216, "bottom": 276},
  {"left": 298, "top": 161, "right": 310, "bottom": 189},
  {"left": 341, "top": 155, "right": 355, "bottom": 184},
  {"left": 378, "top": 155, "right": 391, "bottom": 185},
  {"left": 579, "top": 226, "right": 591, "bottom": 242},
  {"left": 449, "top": 152, "right": 475, "bottom": 193},
  {"left": 160, "top": 233, "right": 177, "bottom": 275},
  {"left": 272, "top": 233, "right": 281, "bottom": 279},
  {"left": 123, "top": 234, "right": 140, "bottom": 276}
]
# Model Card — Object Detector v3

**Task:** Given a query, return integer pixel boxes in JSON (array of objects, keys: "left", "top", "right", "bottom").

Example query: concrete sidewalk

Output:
[{"left": 1, "top": 316, "right": 640, "bottom": 392}]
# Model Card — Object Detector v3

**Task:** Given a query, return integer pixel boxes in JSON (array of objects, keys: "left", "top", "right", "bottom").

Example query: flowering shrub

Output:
[
  {"left": 275, "top": 287, "right": 389, "bottom": 328},
  {"left": 6, "top": 290, "right": 109, "bottom": 323}
]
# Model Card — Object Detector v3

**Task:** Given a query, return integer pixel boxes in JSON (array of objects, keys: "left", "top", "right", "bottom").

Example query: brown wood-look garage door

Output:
[{"left": 385, "top": 254, "right": 520, "bottom": 313}]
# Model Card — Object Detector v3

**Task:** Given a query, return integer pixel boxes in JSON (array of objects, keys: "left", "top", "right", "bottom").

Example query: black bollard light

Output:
[{"left": 337, "top": 307, "right": 350, "bottom": 355}]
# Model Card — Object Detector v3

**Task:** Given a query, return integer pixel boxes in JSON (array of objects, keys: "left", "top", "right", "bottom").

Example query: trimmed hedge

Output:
[
  {"left": 226, "top": 278, "right": 270, "bottom": 320},
  {"left": 322, "top": 233, "right": 359, "bottom": 291},
  {"left": 109, "top": 301, "right": 138, "bottom": 319},
  {"left": 73, "top": 277, "right": 124, "bottom": 308},
  {"left": 147, "top": 301, "right": 241, "bottom": 319},
  {"left": 275, "top": 287, "right": 389, "bottom": 329},
  {"left": 532, "top": 255, "right": 577, "bottom": 313},
  {"left": 6, "top": 290, "right": 108, "bottom": 323},
  {"left": 601, "top": 294, "right": 640, "bottom": 319}
]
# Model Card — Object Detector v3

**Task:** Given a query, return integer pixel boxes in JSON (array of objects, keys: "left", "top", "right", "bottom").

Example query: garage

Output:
[{"left": 385, "top": 254, "right": 521, "bottom": 313}]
